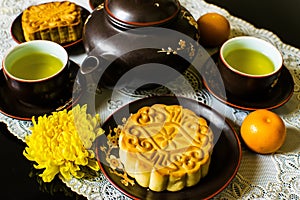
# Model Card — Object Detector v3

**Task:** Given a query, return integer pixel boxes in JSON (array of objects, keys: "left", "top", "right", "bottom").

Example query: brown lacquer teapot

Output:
[{"left": 82, "top": 0, "right": 200, "bottom": 89}]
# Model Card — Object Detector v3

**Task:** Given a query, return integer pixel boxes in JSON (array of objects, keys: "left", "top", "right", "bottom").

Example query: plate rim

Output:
[
  {"left": 95, "top": 95, "right": 242, "bottom": 200},
  {"left": 89, "top": 0, "right": 104, "bottom": 10}
]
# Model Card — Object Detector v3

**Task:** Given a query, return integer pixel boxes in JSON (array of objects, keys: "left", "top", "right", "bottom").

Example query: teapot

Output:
[{"left": 81, "top": 0, "right": 200, "bottom": 89}]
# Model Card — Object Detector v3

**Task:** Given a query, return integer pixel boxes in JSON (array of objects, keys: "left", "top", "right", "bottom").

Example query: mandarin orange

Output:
[
  {"left": 240, "top": 109, "right": 286, "bottom": 154},
  {"left": 197, "top": 12, "right": 230, "bottom": 47}
]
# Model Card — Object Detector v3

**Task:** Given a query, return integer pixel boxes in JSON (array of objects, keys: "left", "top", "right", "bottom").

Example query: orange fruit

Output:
[
  {"left": 197, "top": 12, "right": 230, "bottom": 47},
  {"left": 240, "top": 109, "right": 286, "bottom": 154}
]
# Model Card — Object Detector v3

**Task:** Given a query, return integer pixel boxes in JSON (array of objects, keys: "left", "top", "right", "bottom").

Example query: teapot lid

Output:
[{"left": 105, "top": 0, "right": 180, "bottom": 27}]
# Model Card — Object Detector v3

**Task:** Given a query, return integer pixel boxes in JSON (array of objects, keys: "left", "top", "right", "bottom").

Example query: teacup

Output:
[
  {"left": 2, "top": 40, "right": 69, "bottom": 106},
  {"left": 218, "top": 36, "right": 283, "bottom": 97}
]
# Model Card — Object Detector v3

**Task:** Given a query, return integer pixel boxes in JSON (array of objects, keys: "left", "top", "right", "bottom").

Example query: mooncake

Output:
[
  {"left": 119, "top": 104, "right": 214, "bottom": 192},
  {"left": 21, "top": 1, "right": 83, "bottom": 44}
]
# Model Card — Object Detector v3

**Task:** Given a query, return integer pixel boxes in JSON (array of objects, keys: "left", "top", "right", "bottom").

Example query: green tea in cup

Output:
[
  {"left": 218, "top": 36, "right": 283, "bottom": 96},
  {"left": 8, "top": 53, "right": 63, "bottom": 80},
  {"left": 224, "top": 49, "right": 275, "bottom": 75},
  {"left": 220, "top": 36, "right": 282, "bottom": 77},
  {"left": 3, "top": 40, "right": 68, "bottom": 81},
  {"left": 2, "top": 40, "right": 69, "bottom": 106}
]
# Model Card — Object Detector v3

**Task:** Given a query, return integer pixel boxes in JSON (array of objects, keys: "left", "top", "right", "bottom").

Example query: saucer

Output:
[
  {"left": 201, "top": 53, "right": 294, "bottom": 110},
  {"left": 0, "top": 60, "right": 85, "bottom": 121},
  {"left": 10, "top": 5, "right": 90, "bottom": 48}
]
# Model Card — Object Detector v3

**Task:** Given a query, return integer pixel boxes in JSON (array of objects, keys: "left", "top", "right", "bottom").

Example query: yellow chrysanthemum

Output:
[{"left": 23, "top": 104, "right": 104, "bottom": 182}]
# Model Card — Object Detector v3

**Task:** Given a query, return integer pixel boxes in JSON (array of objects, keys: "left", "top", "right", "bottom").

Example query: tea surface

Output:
[
  {"left": 225, "top": 49, "right": 274, "bottom": 75},
  {"left": 9, "top": 53, "right": 63, "bottom": 80}
]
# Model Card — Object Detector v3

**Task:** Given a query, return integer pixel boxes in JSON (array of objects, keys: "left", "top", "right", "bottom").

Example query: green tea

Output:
[
  {"left": 9, "top": 53, "right": 63, "bottom": 80},
  {"left": 225, "top": 49, "right": 274, "bottom": 75}
]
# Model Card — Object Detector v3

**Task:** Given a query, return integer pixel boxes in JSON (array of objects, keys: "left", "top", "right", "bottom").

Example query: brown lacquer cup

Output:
[
  {"left": 2, "top": 40, "right": 69, "bottom": 106},
  {"left": 218, "top": 36, "right": 283, "bottom": 97}
]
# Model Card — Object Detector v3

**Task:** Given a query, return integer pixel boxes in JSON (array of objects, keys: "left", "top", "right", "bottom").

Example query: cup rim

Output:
[
  {"left": 2, "top": 40, "right": 68, "bottom": 82},
  {"left": 219, "top": 36, "right": 283, "bottom": 78}
]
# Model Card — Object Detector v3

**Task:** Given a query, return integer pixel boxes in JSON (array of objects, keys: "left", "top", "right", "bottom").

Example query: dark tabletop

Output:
[
  {"left": 0, "top": 0, "right": 299, "bottom": 199},
  {"left": 205, "top": 0, "right": 300, "bottom": 49}
]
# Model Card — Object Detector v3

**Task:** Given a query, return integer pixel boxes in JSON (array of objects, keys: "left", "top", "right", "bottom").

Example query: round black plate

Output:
[
  {"left": 95, "top": 96, "right": 242, "bottom": 200},
  {"left": 0, "top": 60, "right": 85, "bottom": 121},
  {"left": 202, "top": 53, "right": 294, "bottom": 110},
  {"left": 10, "top": 5, "right": 90, "bottom": 48}
]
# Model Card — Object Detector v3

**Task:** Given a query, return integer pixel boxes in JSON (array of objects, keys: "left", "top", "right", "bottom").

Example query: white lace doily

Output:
[{"left": 0, "top": 0, "right": 299, "bottom": 199}]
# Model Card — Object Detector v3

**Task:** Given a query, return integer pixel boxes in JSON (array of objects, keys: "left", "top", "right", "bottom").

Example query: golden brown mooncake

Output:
[
  {"left": 21, "top": 1, "right": 82, "bottom": 44},
  {"left": 119, "top": 104, "right": 214, "bottom": 192}
]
